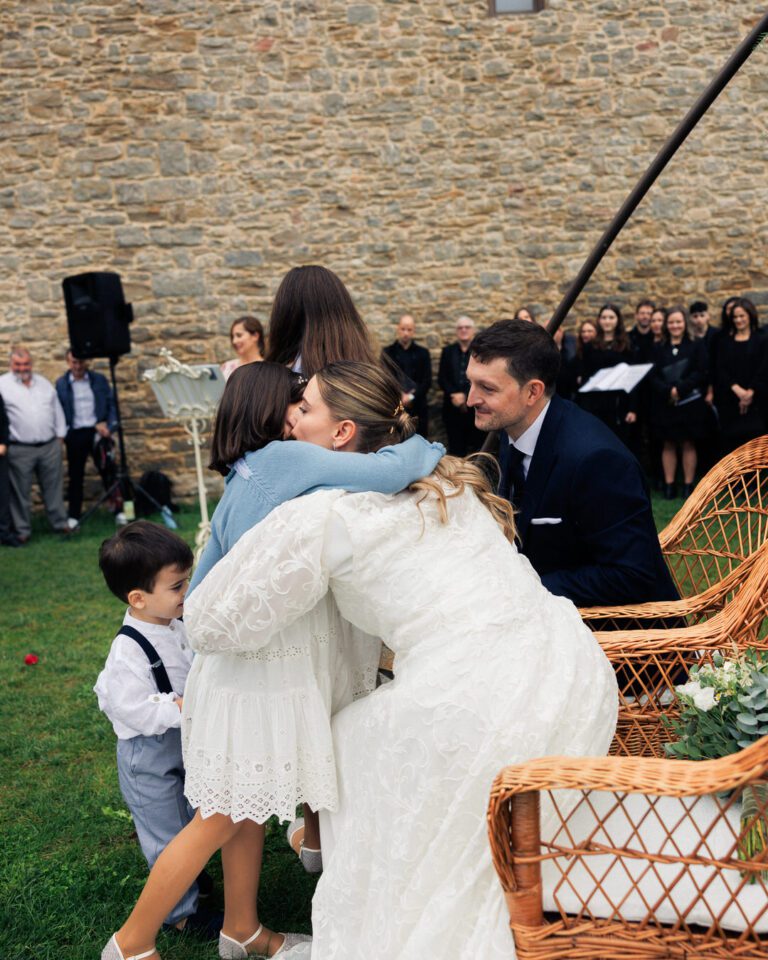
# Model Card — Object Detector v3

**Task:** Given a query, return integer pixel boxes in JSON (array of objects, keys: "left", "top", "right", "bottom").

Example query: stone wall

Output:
[{"left": 1, "top": 0, "right": 767, "bottom": 500}]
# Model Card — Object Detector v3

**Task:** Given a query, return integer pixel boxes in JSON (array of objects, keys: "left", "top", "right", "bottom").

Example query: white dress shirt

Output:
[
  {"left": 0, "top": 371, "right": 67, "bottom": 443},
  {"left": 70, "top": 373, "right": 97, "bottom": 429},
  {"left": 507, "top": 400, "right": 551, "bottom": 479},
  {"left": 94, "top": 611, "right": 195, "bottom": 739}
]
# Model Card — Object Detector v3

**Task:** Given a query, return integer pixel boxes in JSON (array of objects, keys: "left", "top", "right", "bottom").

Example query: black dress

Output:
[
  {"left": 711, "top": 333, "right": 767, "bottom": 454},
  {"left": 577, "top": 342, "right": 641, "bottom": 450},
  {"left": 649, "top": 339, "right": 709, "bottom": 442}
]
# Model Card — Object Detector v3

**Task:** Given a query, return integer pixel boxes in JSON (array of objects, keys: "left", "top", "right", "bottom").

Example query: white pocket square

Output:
[{"left": 530, "top": 517, "right": 562, "bottom": 525}]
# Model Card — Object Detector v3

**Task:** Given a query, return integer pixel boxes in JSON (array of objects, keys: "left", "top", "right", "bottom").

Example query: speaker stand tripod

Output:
[{"left": 74, "top": 356, "right": 165, "bottom": 531}]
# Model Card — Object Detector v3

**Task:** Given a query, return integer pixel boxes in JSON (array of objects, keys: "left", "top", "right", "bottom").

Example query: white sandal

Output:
[
  {"left": 101, "top": 935, "right": 157, "bottom": 960},
  {"left": 286, "top": 818, "right": 323, "bottom": 874},
  {"left": 219, "top": 925, "right": 311, "bottom": 959}
]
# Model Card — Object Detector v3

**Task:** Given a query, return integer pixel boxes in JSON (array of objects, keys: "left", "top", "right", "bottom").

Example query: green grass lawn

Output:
[{"left": 0, "top": 494, "right": 683, "bottom": 960}]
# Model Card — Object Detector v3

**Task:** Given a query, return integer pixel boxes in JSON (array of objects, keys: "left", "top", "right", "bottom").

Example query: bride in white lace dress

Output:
[{"left": 186, "top": 362, "right": 618, "bottom": 960}]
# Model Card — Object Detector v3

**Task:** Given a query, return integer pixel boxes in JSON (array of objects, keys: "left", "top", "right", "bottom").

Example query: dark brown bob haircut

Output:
[
  {"left": 99, "top": 520, "right": 193, "bottom": 603},
  {"left": 265, "top": 265, "right": 377, "bottom": 379},
  {"left": 470, "top": 319, "right": 560, "bottom": 395},
  {"left": 208, "top": 361, "right": 305, "bottom": 476}
]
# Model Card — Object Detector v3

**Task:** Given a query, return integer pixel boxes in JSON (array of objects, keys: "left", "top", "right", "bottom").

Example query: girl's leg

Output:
[
  {"left": 661, "top": 441, "right": 677, "bottom": 484},
  {"left": 115, "top": 811, "right": 240, "bottom": 958},
  {"left": 682, "top": 439, "right": 697, "bottom": 484}
]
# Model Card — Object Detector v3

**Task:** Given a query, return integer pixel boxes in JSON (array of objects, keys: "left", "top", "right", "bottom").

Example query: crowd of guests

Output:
[{"left": 0, "top": 347, "right": 118, "bottom": 546}]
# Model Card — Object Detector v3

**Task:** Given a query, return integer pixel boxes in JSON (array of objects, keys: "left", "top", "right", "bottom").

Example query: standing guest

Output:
[
  {"left": 437, "top": 316, "right": 483, "bottom": 455},
  {"left": 383, "top": 314, "right": 432, "bottom": 438},
  {"left": 0, "top": 393, "right": 20, "bottom": 546},
  {"left": 56, "top": 350, "right": 117, "bottom": 528},
  {"left": 711, "top": 297, "right": 767, "bottom": 455},
  {"left": 514, "top": 306, "right": 535, "bottom": 323},
  {"left": 569, "top": 319, "right": 599, "bottom": 392},
  {"left": 265, "top": 265, "right": 376, "bottom": 379},
  {"left": 689, "top": 300, "right": 717, "bottom": 349},
  {"left": 649, "top": 306, "right": 709, "bottom": 499},
  {"left": 220, "top": 316, "right": 265, "bottom": 381},
  {"left": 650, "top": 306, "right": 667, "bottom": 345},
  {"left": 578, "top": 303, "right": 640, "bottom": 450},
  {"left": 720, "top": 295, "right": 739, "bottom": 331},
  {"left": 0, "top": 347, "right": 68, "bottom": 543},
  {"left": 467, "top": 319, "right": 678, "bottom": 607},
  {"left": 629, "top": 299, "right": 656, "bottom": 361}
]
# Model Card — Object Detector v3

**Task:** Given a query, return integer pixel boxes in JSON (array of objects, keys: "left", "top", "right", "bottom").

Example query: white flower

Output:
[
  {"left": 692, "top": 686, "right": 717, "bottom": 712},
  {"left": 677, "top": 680, "right": 703, "bottom": 700}
]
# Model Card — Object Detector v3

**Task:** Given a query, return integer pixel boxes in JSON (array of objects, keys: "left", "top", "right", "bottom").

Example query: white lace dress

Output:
[
  {"left": 181, "top": 498, "right": 380, "bottom": 823},
  {"left": 187, "top": 487, "right": 618, "bottom": 958}
]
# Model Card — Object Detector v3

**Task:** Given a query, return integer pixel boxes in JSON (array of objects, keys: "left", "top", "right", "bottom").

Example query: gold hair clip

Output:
[{"left": 393, "top": 401, "right": 405, "bottom": 417}]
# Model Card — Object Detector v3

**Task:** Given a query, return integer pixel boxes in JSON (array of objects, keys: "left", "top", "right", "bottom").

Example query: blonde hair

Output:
[
  {"left": 316, "top": 362, "right": 516, "bottom": 544},
  {"left": 409, "top": 454, "right": 517, "bottom": 545},
  {"left": 315, "top": 361, "right": 416, "bottom": 451}
]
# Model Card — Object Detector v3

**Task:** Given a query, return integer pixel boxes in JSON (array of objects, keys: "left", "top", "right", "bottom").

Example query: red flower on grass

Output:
[{"left": 24, "top": 654, "right": 39, "bottom": 666}]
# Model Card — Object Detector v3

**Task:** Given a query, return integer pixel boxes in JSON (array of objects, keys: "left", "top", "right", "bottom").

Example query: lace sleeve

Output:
[{"left": 184, "top": 490, "right": 342, "bottom": 654}]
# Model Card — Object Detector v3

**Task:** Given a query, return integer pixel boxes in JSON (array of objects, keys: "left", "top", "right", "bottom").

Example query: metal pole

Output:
[{"left": 546, "top": 11, "right": 768, "bottom": 336}]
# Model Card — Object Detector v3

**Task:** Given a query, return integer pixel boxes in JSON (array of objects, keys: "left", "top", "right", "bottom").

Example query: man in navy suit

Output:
[{"left": 467, "top": 319, "right": 679, "bottom": 608}]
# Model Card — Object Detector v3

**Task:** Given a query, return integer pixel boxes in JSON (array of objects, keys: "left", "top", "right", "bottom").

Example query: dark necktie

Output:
[{"left": 507, "top": 444, "right": 527, "bottom": 510}]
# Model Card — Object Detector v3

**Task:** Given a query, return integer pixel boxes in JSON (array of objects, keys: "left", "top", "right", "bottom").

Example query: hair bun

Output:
[{"left": 395, "top": 409, "right": 416, "bottom": 440}]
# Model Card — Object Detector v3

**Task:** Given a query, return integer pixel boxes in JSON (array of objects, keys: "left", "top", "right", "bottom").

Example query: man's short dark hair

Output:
[
  {"left": 99, "top": 520, "right": 193, "bottom": 603},
  {"left": 689, "top": 300, "right": 708, "bottom": 315},
  {"left": 470, "top": 319, "right": 560, "bottom": 394},
  {"left": 635, "top": 299, "right": 656, "bottom": 312}
]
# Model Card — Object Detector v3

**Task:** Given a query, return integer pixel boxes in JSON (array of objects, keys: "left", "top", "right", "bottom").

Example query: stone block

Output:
[{"left": 152, "top": 272, "right": 205, "bottom": 298}]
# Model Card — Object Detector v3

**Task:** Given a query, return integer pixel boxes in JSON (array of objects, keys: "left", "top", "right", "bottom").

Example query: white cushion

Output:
[{"left": 541, "top": 792, "right": 768, "bottom": 933}]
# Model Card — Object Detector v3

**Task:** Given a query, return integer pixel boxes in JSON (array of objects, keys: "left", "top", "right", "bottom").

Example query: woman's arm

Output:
[
  {"left": 184, "top": 491, "right": 343, "bottom": 654},
  {"left": 260, "top": 435, "right": 444, "bottom": 502}
]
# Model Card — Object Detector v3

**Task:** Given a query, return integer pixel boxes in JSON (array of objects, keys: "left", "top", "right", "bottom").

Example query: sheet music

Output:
[{"left": 578, "top": 363, "right": 653, "bottom": 394}]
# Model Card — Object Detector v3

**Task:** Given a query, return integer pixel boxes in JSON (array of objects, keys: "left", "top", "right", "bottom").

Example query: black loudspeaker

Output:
[{"left": 63, "top": 272, "right": 133, "bottom": 359}]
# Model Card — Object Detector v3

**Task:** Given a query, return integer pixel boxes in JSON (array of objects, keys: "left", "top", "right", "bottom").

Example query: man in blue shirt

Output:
[{"left": 56, "top": 350, "right": 117, "bottom": 527}]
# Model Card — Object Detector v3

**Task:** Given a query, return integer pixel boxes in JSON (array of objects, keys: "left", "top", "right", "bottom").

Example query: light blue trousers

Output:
[{"left": 116, "top": 728, "right": 198, "bottom": 925}]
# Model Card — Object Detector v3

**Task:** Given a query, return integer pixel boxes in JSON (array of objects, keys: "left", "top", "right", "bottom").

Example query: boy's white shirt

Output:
[{"left": 94, "top": 610, "right": 194, "bottom": 739}]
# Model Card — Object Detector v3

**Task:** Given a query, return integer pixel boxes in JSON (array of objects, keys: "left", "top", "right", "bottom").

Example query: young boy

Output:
[{"left": 95, "top": 521, "right": 215, "bottom": 936}]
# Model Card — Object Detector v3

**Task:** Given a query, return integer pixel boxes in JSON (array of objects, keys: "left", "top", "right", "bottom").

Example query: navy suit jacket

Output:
[
  {"left": 55, "top": 371, "right": 117, "bottom": 432},
  {"left": 499, "top": 395, "right": 679, "bottom": 607}
]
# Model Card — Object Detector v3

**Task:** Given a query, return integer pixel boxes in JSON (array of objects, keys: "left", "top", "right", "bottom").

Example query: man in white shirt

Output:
[{"left": 0, "top": 347, "right": 68, "bottom": 542}]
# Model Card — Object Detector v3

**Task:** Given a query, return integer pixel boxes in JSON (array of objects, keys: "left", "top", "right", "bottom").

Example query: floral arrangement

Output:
[{"left": 664, "top": 649, "right": 768, "bottom": 880}]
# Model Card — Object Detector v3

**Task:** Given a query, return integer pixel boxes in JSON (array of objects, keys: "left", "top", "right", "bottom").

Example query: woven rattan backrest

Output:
[
  {"left": 660, "top": 436, "right": 768, "bottom": 597},
  {"left": 597, "top": 542, "right": 768, "bottom": 758}
]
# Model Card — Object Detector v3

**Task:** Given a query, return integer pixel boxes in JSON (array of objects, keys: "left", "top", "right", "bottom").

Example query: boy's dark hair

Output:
[
  {"left": 209, "top": 362, "right": 305, "bottom": 476},
  {"left": 689, "top": 300, "right": 708, "bottom": 315},
  {"left": 470, "top": 319, "right": 560, "bottom": 394},
  {"left": 99, "top": 520, "right": 193, "bottom": 603}
]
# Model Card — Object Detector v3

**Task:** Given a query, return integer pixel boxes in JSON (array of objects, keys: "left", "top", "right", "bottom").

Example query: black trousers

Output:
[
  {"left": 442, "top": 404, "right": 483, "bottom": 457},
  {"left": 0, "top": 452, "right": 11, "bottom": 540},
  {"left": 65, "top": 427, "right": 104, "bottom": 519}
]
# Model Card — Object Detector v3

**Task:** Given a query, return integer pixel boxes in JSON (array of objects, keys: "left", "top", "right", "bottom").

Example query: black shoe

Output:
[
  {"left": 196, "top": 868, "right": 214, "bottom": 899},
  {"left": 681, "top": 482, "right": 694, "bottom": 498},
  {"left": 0, "top": 535, "right": 22, "bottom": 547},
  {"left": 663, "top": 483, "right": 676, "bottom": 500},
  {"left": 163, "top": 907, "right": 223, "bottom": 941}
]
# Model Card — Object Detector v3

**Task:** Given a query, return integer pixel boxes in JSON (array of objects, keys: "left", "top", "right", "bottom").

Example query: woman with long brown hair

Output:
[
  {"left": 179, "top": 361, "right": 617, "bottom": 960},
  {"left": 265, "top": 265, "right": 376, "bottom": 378},
  {"left": 220, "top": 315, "right": 266, "bottom": 380}
]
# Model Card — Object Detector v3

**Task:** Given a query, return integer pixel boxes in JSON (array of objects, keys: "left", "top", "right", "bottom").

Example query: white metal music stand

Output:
[{"left": 144, "top": 348, "right": 225, "bottom": 560}]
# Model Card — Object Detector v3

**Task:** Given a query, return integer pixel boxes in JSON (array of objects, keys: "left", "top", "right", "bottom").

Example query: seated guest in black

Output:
[
  {"left": 437, "top": 316, "right": 483, "bottom": 456},
  {"left": 383, "top": 314, "right": 432, "bottom": 438},
  {"left": 467, "top": 319, "right": 679, "bottom": 608},
  {"left": 649, "top": 306, "right": 709, "bottom": 500}
]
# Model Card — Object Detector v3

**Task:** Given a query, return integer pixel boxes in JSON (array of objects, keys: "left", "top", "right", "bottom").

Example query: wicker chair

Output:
[
  {"left": 579, "top": 435, "right": 768, "bottom": 629},
  {"left": 592, "top": 542, "right": 768, "bottom": 758},
  {"left": 488, "top": 737, "right": 768, "bottom": 960}
]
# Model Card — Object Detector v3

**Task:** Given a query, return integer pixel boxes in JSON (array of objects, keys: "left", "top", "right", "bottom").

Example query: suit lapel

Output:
[{"left": 518, "top": 397, "right": 564, "bottom": 542}]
